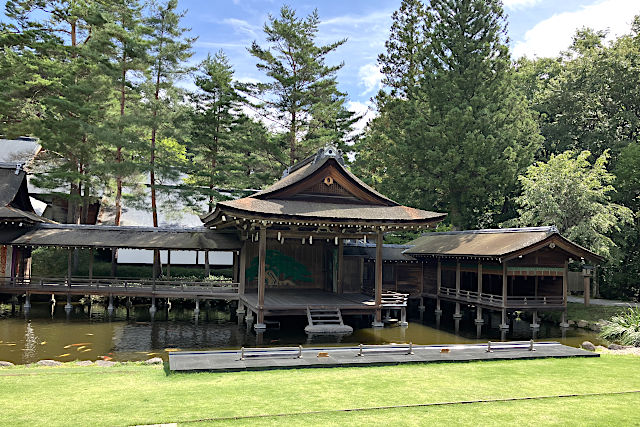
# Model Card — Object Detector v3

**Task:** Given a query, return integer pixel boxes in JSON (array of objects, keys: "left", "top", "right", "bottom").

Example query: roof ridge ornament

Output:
[{"left": 281, "top": 144, "right": 345, "bottom": 178}]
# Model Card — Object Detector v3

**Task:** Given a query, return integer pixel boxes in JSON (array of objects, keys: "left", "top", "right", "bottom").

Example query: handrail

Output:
[{"left": 438, "top": 287, "right": 564, "bottom": 306}]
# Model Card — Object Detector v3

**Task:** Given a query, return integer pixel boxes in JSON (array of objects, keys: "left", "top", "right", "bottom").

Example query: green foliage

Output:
[
  {"left": 354, "top": 0, "right": 541, "bottom": 229},
  {"left": 248, "top": 5, "right": 355, "bottom": 166},
  {"left": 510, "top": 150, "right": 632, "bottom": 258},
  {"left": 600, "top": 307, "right": 640, "bottom": 346}
]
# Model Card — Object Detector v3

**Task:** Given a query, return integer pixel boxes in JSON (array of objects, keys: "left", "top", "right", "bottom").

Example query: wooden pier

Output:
[
  {"left": 168, "top": 341, "right": 599, "bottom": 372},
  {"left": 0, "top": 277, "right": 239, "bottom": 300}
]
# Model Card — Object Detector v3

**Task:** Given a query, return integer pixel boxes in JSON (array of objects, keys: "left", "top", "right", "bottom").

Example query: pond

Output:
[{"left": 0, "top": 301, "right": 603, "bottom": 365}]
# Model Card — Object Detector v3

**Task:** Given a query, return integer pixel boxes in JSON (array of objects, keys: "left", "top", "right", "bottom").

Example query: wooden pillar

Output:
[
  {"left": 232, "top": 251, "right": 239, "bottom": 283},
  {"left": 257, "top": 226, "right": 267, "bottom": 326},
  {"left": 67, "top": 249, "right": 73, "bottom": 288},
  {"left": 476, "top": 262, "right": 483, "bottom": 324},
  {"left": 583, "top": 268, "right": 590, "bottom": 307},
  {"left": 337, "top": 238, "right": 344, "bottom": 294},
  {"left": 534, "top": 275, "right": 539, "bottom": 297},
  {"left": 502, "top": 261, "right": 508, "bottom": 307},
  {"left": 152, "top": 252, "right": 157, "bottom": 293},
  {"left": 166, "top": 250, "right": 171, "bottom": 278},
  {"left": 477, "top": 262, "right": 483, "bottom": 295},
  {"left": 204, "top": 251, "right": 210, "bottom": 277},
  {"left": 374, "top": 230, "right": 383, "bottom": 325},
  {"left": 455, "top": 261, "right": 461, "bottom": 295},
  {"left": 436, "top": 259, "right": 442, "bottom": 312},
  {"left": 238, "top": 242, "right": 246, "bottom": 295},
  {"left": 88, "top": 248, "right": 94, "bottom": 284},
  {"left": 562, "top": 260, "right": 568, "bottom": 306},
  {"left": 110, "top": 248, "right": 117, "bottom": 277}
]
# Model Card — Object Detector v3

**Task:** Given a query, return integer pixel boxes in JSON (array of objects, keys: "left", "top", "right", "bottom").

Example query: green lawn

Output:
[{"left": 1, "top": 355, "right": 639, "bottom": 426}]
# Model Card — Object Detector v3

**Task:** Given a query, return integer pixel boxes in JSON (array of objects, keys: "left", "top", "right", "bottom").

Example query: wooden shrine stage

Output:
[
  {"left": 169, "top": 341, "right": 598, "bottom": 372},
  {"left": 240, "top": 289, "right": 378, "bottom": 316}
]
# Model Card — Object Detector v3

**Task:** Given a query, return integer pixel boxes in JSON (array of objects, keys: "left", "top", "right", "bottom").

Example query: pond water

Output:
[{"left": 0, "top": 301, "right": 603, "bottom": 365}]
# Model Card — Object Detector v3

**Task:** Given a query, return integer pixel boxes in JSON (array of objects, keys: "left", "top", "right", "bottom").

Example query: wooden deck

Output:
[
  {"left": 0, "top": 277, "right": 239, "bottom": 300},
  {"left": 240, "top": 289, "right": 378, "bottom": 316},
  {"left": 169, "top": 341, "right": 598, "bottom": 372}
]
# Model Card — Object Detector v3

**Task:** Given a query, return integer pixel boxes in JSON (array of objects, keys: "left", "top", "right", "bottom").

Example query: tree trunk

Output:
[{"left": 290, "top": 110, "right": 296, "bottom": 166}]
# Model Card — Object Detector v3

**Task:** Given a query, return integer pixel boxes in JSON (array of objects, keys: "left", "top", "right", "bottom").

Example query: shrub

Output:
[{"left": 600, "top": 306, "right": 640, "bottom": 347}]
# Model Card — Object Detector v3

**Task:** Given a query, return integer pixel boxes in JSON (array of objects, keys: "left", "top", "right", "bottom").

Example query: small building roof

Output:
[
  {"left": 0, "top": 223, "right": 241, "bottom": 251},
  {"left": 202, "top": 146, "right": 445, "bottom": 228},
  {"left": 403, "top": 226, "right": 604, "bottom": 263},
  {"left": 344, "top": 242, "right": 417, "bottom": 262},
  {"left": 0, "top": 163, "right": 49, "bottom": 224},
  {"left": 0, "top": 138, "right": 41, "bottom": 165}
]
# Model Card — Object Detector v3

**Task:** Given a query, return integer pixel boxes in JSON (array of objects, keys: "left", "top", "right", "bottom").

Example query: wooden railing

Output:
[
  {"left": 381, "top": 291, "right": 409, "bottom": 307},
  {"left": 0, "top": 276, "right": 239, "bottom": 298},
  {"left": 438, "top": 287, "right": 564, "bottom": 307}
]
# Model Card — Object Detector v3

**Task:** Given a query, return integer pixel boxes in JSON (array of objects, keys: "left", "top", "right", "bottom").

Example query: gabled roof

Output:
[
  {"left": 202, "top": 146, "right": 446, "bottom": 227},
  {"left": 0, "top": 163, "right": 49, "bottom": 224},
  {"left": 344, "top": 242, "right": 417, "bottom": 262},
  {"left": 403, "top": 226, "right": 604, "bottom": 263}
]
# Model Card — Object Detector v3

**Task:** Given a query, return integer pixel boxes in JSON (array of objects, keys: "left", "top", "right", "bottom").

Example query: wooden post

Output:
[
  {"left": 374, "top": 230, "right": 383, "bottom": 326},
  {"left": 476, "top": 262, "right": 483, "bottom": 324},
  {"left": 88, "top": 248, "right": 94, "bottom": 285},
  {"left": 110, "top": 248, "right": 117, "bottom": 277},
  {"left": 204, "top": 251, "right": 210, "bottom": 277},
  {"left": 232, "top": 251, "right": 239, "bottom": 283},
  {"left": 337, "top": 238, "right": 344, "bottom": 294},
  {"left": 436, "top": 259, "right": 442, "bottom": 312},
  {"left": 455, "top": 260, "right": 461, "bottom": 295},
  {"left": 166, "top": 250, "right": 171, "bottom": 278},
  {"left": 477, "top": 262, "right": 483, "bottom": 295},
  {"left": 534, "top": 275, "right": 538, "bottom": 297},
  {"left": 238, "top": 242, "right": 246, "bottom": 295},
  {"left": 67, "top": 249, "right": 73, "bottom": 288},
  {"left": 502, "top": 261, "right": 508, "bottom": 308},
  {"left": 152, "top": 252, "right": 157, "bottom": 293},
  {"left": 583, "top": 268, "right": 590, "bottom": 307},
  {"left": 563, "top": 260, "right": 568, "bottom": 306},
  {"left": 257, "top": 226, "right": 267, "bottom": 326},
  {"left": 419, "top": 262, "right": 424, "bottom": 295}
]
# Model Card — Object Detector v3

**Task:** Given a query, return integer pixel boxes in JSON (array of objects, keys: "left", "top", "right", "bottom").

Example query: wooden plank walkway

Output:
[
  {"left": 241, "top": 289, "right": 377, "bottom": 315},
  {"left": 0, "top": 277, "right": 239, "bottom": 300},
  {"left": 168, "top": 342, "right": 598, "bottom": 372}
]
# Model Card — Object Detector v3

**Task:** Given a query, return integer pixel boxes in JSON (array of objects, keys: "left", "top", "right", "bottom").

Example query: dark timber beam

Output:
[
  {"left": 256, "top": 226, "right": 267, "bottom": 330},
  {"left": 373, "top": 229, "right": 383, "bottom": 327}
]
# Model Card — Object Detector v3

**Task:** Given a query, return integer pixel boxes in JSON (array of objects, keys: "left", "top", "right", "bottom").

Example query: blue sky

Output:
[{"left": 180, "top": 0, "right": 640, "bottom": 128}]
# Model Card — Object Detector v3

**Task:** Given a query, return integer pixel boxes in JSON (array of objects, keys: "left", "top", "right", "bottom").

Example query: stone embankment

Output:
[
  {"left": 0, "top": 358, "right": 165, "bottom": 368},
  {"left": 581, "top": 341, "right": 640, "bottom": 356}
]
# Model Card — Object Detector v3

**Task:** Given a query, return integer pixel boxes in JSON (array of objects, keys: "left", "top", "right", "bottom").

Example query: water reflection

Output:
[{"left": 0, "top": 301, "right": 604, "bottom": 365}]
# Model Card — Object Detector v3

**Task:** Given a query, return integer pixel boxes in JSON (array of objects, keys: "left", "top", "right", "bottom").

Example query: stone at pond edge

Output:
[
  {"left": 576, "top": 320, "right": 589, "bottom": 328},
  {"left": 608, "top": 344, "right": 625, "bottom": 350},
  {"left": 0, "top": 361, "right": 14, "bottom": 367},
  {"left": 95, "top": 360, "right": 116, "bottom": 367},
  {"left": 145, "top": 357, "right": 163, "bottom": 365},
  {"left": 76, "top": 360, "right": 94, "bottom": 366},
  {"left": 568, "top": 320, "right": 575, "bottom": 326},
  {"left": 581, "top": 341, "right": 596, "bottom": 351},
  {"left": 37, "top": 359, "right": 62, "bottom": 366}
]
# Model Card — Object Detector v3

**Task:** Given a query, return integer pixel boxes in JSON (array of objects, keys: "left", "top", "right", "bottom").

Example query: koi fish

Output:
[
  {"left": 101, "top": 356, "right": 113, "bottom": 361},
  {"left": 77, "top": 346, "right": 86, "bottom": 351},
  {"left": 82, "top": 348, "right": 92, "bottom": 352},
  {"left": 146, "top": 353, "right": 158, "bottom": 356},
  {"left": 164, "top": 348, "right": 180, "bottom": 352},
  {"left": 40, "top": 341, "right": 47, "bottom": 345},
  {"left": 85, "top": 333, "right": 94, "bottom": 336},
  {"left": 57, "top": 353, "right": 70, "bottom": 357},
  {"left": 64, "top": 344, "right": 73, "bottom": 349},
  {"left": 70, "top": 343, "right": 91, "bottom": 346}
]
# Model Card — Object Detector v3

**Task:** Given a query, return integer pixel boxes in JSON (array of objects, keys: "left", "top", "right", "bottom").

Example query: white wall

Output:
[{"left": 117, "top": 249, "right": 233, "bottom": 266}]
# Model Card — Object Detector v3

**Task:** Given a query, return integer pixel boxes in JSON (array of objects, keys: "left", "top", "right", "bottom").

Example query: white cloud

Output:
[
  {"left": 503, "top": 0, "right": 543, "bottom": 10},
  {"left": 358, "top": 63, "right": 383, "bottom": 95},
  {"left": 513, "top": 0, "right": 640, "bottom": 58},
  {"left": 347, "top": 100, "right": 378, "bottom": 137},
  {"left": 320, "top": 10, "right": 394, "bottom": 27},
  {"left": 222, "top": 18, "right": 260, "bottom": 37}
]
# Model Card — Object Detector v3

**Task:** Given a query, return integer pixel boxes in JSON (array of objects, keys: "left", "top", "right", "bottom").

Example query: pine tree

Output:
[
  {"left": 355, "top": 0, "right": 541, "bottom": 229},
  {"left": 6, "top": 0, "right": 114, "bottom": 224},
  {"left": 248, "top": 5, "right": 352, "bottom": 166},
  {"left": 186, "top": 51, "right": 243, "bottom": 212},
  {"left": 144, "top": 0, "right": 194, "bottom": 228}
]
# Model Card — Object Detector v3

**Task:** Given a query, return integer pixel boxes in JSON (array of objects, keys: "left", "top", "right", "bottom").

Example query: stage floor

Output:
[{"left": 240, "top": 289, "right": 377, "bottom": 315}]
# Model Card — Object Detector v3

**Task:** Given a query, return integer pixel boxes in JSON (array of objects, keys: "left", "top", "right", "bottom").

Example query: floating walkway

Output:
[{"left": 168, "top": 341, "right": 598, "bottom": 372}]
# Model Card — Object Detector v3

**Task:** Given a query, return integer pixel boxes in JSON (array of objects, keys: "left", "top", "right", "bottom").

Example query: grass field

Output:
[{"left": 0, "top": 354, "right": 639, "bottom": 426}]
